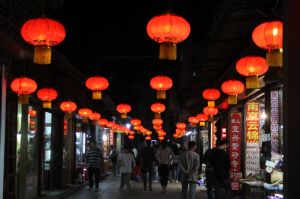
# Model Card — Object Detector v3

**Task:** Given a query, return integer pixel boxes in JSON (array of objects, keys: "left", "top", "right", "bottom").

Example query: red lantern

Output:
[
  {"left": 252, "top": 21, "right": 283, "bottom": 67},
  {"left": 236, "top": 56, "right": 269, "bottom": 89},
  {"left": 203, "top": 107, "right": 219, "bottom": 117},
  {"left": 145, "top": 136, "right": 151, "bottom": 140},
  {"left": 37, "top": 88, "right": 58, "bottom": 109},
  {"left": 131, "top": 119, "right": 142, "bottom": 130},
  {"left": 218, "top": 100, "right": 229, "bottom": 110},
  {"left": 152, "top": 118, "right": 163, "bottom": 126},
  {"left": 202, "top": 88, "right": 221, "bottom": 107},
  {"left": 221, "top": 80, "right": 245, "bottom": 104},
  {"left": 106, "top": 121, "right": 115, "bottom": 128},
  {"left": 89, "top": 112, "right": 101, "bottom": 123},
  {"left": 117, "top": 104, "right": 131, "bottom": 118},
  {"left": 153, "top": 125, "right": 163, "bottom": 130},
  {"left": 196, "top": 113, "right": 209, "bottom": 126},
  {"left": 78, "top": 108, "right": 92, "bottom": 122},
  {"left": 98, "top": 118, "right": 108, "bottom": 126},
  {"left": 11, "top": 77, "right": 37, "bottom": 104},
  {"left": 188, "top": 116, "right": 199, "bottom": 127},
  {"left": 60, "top": 101, "right": 77, "bottom": 118},
  {"left": 150, "top": 75, "right": 173, "bottom": 99},
  {"left": 86, "top": 76, "right": 109, "bottom": 100},
  {"left": 147, "top": 12, "right": 190, "bottom": 60},
  {"left": 28, "top": 109, "right": 37, "bottom": 117},
  {"left": 151, "top": 103, "right": 165, "bottom": 118},
  {"left": 158, "top": 136, "right": 164, "bottom": 141},
  {"left": 176, "top": 123, "right": 186, "bottom": 129},
  {"left": 21, "top": 17, "right": 66, "bottom": 64}
]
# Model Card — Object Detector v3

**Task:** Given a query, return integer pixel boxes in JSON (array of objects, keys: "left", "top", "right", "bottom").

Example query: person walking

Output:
[
  {"left": 118, "top": 146, "right": 135, "bottom": 192},
  {"left": 86, "top": 140, "right": 103, "bottom": 191},
  {"left": 179, "top": 141, "right": 200, "bottom": 199},
  {"left": 155, "top": 140, "right": 174, "bottom": 194},
  {"left": 139, "top": 140, "right": 156, "bottom": 191},
  {"left": 210, "top": 139, "right": 231, "bottom": 199},
  {"left": 203, "top": 147, "right": 215, "bottom": 199}
]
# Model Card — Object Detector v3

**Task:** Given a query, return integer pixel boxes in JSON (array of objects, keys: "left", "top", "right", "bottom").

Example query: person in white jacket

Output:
[
  {"left": 118, "top": 146, "right": 135, "bottom": 191},
  {"left": 179, "top": 141, "right": 200, "bottom": 199}
]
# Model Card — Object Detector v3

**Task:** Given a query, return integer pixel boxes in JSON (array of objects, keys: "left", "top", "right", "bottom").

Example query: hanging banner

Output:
[
  {"left": 270, "top": 90, "right": 279, "bottom": 154},
  {"left": 245, "top": 102, "right": 260, "bottom": 176},
  {"left": 229, "top": 112, "right": 242, "bottom": 190}
]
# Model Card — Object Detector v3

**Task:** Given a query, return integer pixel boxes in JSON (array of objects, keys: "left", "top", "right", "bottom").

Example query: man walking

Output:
[
  {"left": 86, "top": 140, "right": 103, "bottom": 191},
  {"left": 118, "top": 146, "right": 135, "bottom": 191},
  {"left": 179, "top": 141, "right": 200, "bottom": 199}
]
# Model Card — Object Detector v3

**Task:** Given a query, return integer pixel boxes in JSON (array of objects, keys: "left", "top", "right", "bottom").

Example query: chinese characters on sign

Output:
[
  {"left": 109, "top": 129, "right": 114, "bottom": 146},
  {"left": 271, "top": 90, "right": 279, "bottom": 154},
  {"left": 210, "top": 122, "right": 217, "bottom": 148},
  {"left": 230, "top": 112, "right": 242, "bottom": 190},
  {"left": 245, "top": 102, "right": 260, "bottom": 176}
]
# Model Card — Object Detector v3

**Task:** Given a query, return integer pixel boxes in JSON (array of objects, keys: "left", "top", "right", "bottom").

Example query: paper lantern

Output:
[
  {"left": 89, "top": 112, "right": 101, "bottom": 124},
  {"left": 203, "top": 107, "right": 219, "bottom": 117},
  {"left": 106, "top": 121, "right": 115, "bottom": 128},
  {"left": 150, "top": 75, "right": 173, "bottom": 99},
  {"left": 145, "top": 136, "right": 151, "bottom": 140},
  {"left": 236, "top": 56, "right": 269, "bottom": 89},
  {"left": 78, "top": 108, "right": 92, "bottom": 123},
  {"left": 60, "top": 101, "right": 77, "bottom": 118},
  {"left": 252, "top": 21, "right": 283, "bottom": 67},
  {"left": 176, "top": 123, "right": 186, "bottom": 129},
  {"left": 151, "top": 103, "right": 165, "bottom": 118},
  {"left": 131, "top": 119, "right": 142, "bottom": 130},
  {"left": 221, "top": 80, "right": 245, "bottom": 104},
  {"left": 218, "top": 100, "right": 229, "bottom": 110},
  {"left": 37, "top": 88, "right": 58, "bottom": 108},
  {"left": 152, "top": 118, "right": 163, "bottom": 126},
  {"left": 158, "top": 136, "right": 164, "bottom": 141},
  {"left": 21, "top": 17, "right": 66, "bottom": 64},
  {"left": 128, "top": 135, "right": 134, "bottom": 140},
  {"left": 153, "top": 125, "right": 163, "bottom": 130},
  {"left": 196, "top": 113, "right": 209, "bottom": 126},
  {"left": 98, "top": 118, "right": 108, "bottom": 126},
  {"left": 188, "top": 116, "right": 199, "bottom": 127},
  {"left": 86, "top": 76, "right": 109, "bottom": 99},
  {"left": 116, "top": 104, "right": 131, "bottom": 118},
  {"left": 202, "top": 88, "right": 221, "bottom": 107},
  {"left": 11, "top": 77, "right": 37, "bottom": 104},
  {"left": 147, "top": 12, "right": 190, "bottom": 60}
]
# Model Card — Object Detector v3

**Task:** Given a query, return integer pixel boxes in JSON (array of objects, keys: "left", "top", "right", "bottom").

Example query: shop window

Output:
[{"left": 44, "top": 112, "right": 52, "bottom": 170}]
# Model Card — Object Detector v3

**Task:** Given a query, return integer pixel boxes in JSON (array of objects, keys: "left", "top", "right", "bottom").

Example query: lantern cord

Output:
[
  {"left": 168, "top": 0, "right": 172, "bottom": 11},
  {"left": 40, "top": 0, "right": 46, "bottom": 16}
]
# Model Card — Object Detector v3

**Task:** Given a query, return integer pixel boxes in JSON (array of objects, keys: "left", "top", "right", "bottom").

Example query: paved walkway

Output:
[{"left": 64, "top": 175, "right": 208, "bottom": 199}]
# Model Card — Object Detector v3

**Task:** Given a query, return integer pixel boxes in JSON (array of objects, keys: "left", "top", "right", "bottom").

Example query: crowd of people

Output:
[{"left": 86, "top": 139, "right": 231, "bottom": 199}]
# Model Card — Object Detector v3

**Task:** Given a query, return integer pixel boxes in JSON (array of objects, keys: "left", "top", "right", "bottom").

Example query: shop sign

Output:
[
  {"left": 109, "top": 129, "right": 114, "bottom": 145},
  {"left": 271, "top": 90, "right": 279, "bottom": 154},
  {"left": 245, "top": 102, "right": 260, "bottom": 176},
  {"left": 229, "top": 112, "right": 242, "bottom": 190}
]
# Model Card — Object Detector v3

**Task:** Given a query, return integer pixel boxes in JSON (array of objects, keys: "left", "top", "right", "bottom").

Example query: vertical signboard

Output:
[
  {"left": 270, "top": 90, "right": 279, "bottom": 154},
  {"left": 229, "top": 112, "right": 242, "bottom": 190},
  {"left": 245, "top": 102, "right": 260, "bottom": 176},
  {"left": 210, "top": 122, "right": 217, "bottom": 148}
]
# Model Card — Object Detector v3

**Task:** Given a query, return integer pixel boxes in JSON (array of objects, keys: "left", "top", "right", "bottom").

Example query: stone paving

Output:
[{"left": 64, "top": 175, "right": 208, "bottom": 199}]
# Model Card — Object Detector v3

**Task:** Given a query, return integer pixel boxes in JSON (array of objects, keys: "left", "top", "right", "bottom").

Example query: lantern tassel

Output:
[
  {"left": 43, "top": 101, "right": 51, "bottom": 109},
  {"left": 155, "top": 113, "right": 161, "bottom": 119},
  {"left": 246, "top": 76, "right": 260, "bottom": 89},
  {"left": 208, "top": 101, "right": 215, "bottom": 107},
  {"left": 266, "top": 49, "right": 283, "bottom": 67},
  {"left": 200, "top": 122, "right": 205, "bottom": 126},
  {"left": 157, "top": 90, "right": 166, "bottom": 99},
  {"left": 228, "top": 95, "right": 237, "bottom": 104},
  {"left": 92, "top": 91, "right": 102, "bottom": 99},
  {"left": 121, "top": 113, "right": 127, "bottom": 119},
  {"left": 159, "top": 42, "right": 177, "bottom": 60},
  {"left": 34, "top": 45, "right": 52, "bottom": 64},
  {"left": 19, "top": 94, "right": 29, "bottom": 105}
]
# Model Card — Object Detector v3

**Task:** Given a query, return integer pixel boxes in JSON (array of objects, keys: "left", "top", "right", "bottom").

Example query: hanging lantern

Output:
[
  {"left": 28, "top": 109, "right": 37, "bottom": 117},
  {"left": 78, "top": 108, "right": 92, "bottom": 123},
  {"left": 11, "top": 77, "right": 37, "bottom": 104},
  {"left": 21, "top": 17, "right": 66, "bottom": 64},
  {"left": 106, "top": 121, "right": 115, "bottom": 128},
  {"left": 150, "top": 75, "right": 173, "bottom": 99},
  {"left": 203, "top": 107, "right": 219, "bottom": 118},
  {"left": 158, "top": 136, "right": 165, "bottom": 141},
  {"left": 152, "top": 118, "right": 163, "bottom": 126},
  {"left": 89, "top": 112, "right": 101, "bottom": 124},
  {"left": 196, "top": 113, "right": 209, "bottom": 126},
  {"left": 98, "top": 118, "right": 108, "bottom": 126},
  {"left": 117, "top": 104, "right": 131, "bottom": 118},
  {"left": 153, "top": 125, "right": 163, "bottom": 130},
  {"left": 202, "top": 88, "right": 221, "bottom": 107},
  {"left": 147, "top": 12, "right": 190, "bottom": 60},
  {"left": 252, "top": 21, "right": 283, "bottom": 67},
  {"left": 221, "top": 80, "right": 245, "bottom": 104},
  {"left": 130, "top": 119, "right": 142, "bottom": 130},
  {"left": 37, "top": 88, "right": 58, "bottom": 109},
  {"left": 151, "top": 103, "right": 165, "bottom": 118},
  {"left": 236, "top": 56, "right": 269, "bottom": 89},
  {"left": 218, "top": 100, "right": 229, "bottom": 110},
  {"left": 128, "top": 135, "right": 134, "bottom": 140},
  {"left": 60, "top": 101, "right": 77, "bottom": 118},
  {"left": 176, "top": 122, "right": 186, "bottom": 129},
  {"left": 145, "top": 136, "right": 151, "bottom": 140},
  {"left": 188, "top": 116, "right": 199, "bottom": 127},
  {"left": 85, "top": 76, "right": 109, "bottom": 100}
]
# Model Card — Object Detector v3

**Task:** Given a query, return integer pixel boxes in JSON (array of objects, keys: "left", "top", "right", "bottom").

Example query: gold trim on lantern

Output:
[
  {"left": 208, "top": 101, "right": 215, "bottom": 107},
  {"left": 34, "top": 45, "right": 51, "bottom": 64},
  {"left": 266, "top": 48, "right": 283, "bottom": 67},
  {"left": 246, "top": 76, "right": 260, "bottom": 89},
  {"left": 43, "top": 101, "right": 51, "bottom": 109},
  {"left": 19, "top": 94, "right": 29, "bottom": 104},
  {"left": 157, "top": 90, "right": 166, "bottom": 99},
  {"left": 121, "top": 113, "right": 127, "bottom": 119},
  {"left": 159, "top": 42, "right": 177, "bottom": 60},
  {"left": 228, "top": 95, "right": 237, "bottom": 104},
  {"left": 200, "top": 122, "right": 205, "bottom": 126},
  {"left": 92, "top": 90, "right": 102, "bottom": 99},
  {"left": 155, "top": 113, "right": 161, "bottom": 119}
]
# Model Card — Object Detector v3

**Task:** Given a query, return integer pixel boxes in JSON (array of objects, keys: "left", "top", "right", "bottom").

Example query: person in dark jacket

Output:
[
  {"left": 138, "top": 140, "right": 156, "bottom": 191},
  {"left": 203, "top": 148, "right": 215, "bottom": 199},
  {"left": 209, "top": 139, "right": 231, "bottom": 199}
]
